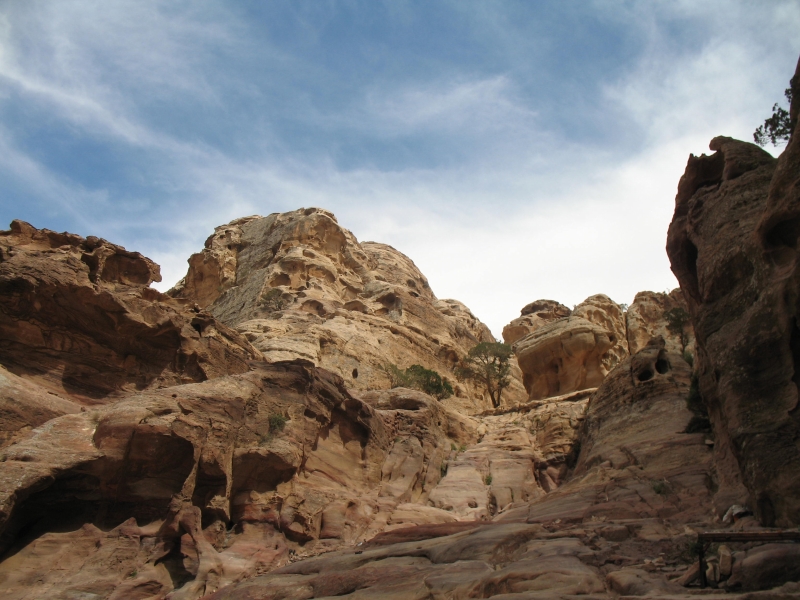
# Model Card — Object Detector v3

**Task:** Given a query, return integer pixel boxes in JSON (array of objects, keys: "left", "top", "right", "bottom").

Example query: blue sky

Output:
[{"left": 1, "top": 1, "right": 798, "bottom": 336}]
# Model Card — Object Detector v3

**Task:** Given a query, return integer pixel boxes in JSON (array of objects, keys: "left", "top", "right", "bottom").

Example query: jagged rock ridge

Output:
[{"left": 170, "top": 208, "right": 527, "bottom": 414}]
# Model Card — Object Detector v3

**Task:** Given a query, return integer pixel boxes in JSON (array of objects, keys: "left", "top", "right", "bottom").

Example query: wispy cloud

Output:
[{"left": 0, "top": 1, "right": 798, "bottom": 337}]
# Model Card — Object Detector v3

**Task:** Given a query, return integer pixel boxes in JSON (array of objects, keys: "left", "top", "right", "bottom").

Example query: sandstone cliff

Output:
[
  {"left": 169, "top": 208, "right": 526, "bottom": 413},
  {"left": 667, "top": 58, "right": 800, "bottom": 527},
  {"left": 0, "top": 220, "right": 261, "bottom": 405}
]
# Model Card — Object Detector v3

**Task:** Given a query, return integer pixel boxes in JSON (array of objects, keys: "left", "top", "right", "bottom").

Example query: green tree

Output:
[
  {"left": 753, "top": 80, "right": 794, "bottom": 147},
  {"left": 663, "top": 307, "right": 691, "bottom": 352},
  {"left": 455, "top": 342, "right": 513, "bottom": 408}
]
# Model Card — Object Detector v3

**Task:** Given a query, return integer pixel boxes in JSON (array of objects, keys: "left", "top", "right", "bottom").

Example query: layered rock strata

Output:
[
  {"left": 170, "top": 209, "right": 527, "bottom": 413},
  {"left": 198, "top": 340, "right": 732, "bottom": 599},
  {"left": 0, "top": 220, "right": 261, "bottom": 403},
  {"left": 667, "top": 61, "right": 800, "bottom": 527}
]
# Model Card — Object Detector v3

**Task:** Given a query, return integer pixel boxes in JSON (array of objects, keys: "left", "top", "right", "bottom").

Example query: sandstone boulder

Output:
[
  {"left": 502, "top": 299, "right": 571, "bottom": 345},
  {"left": 511, "top": 295, "right": 627, "bottom": 401},
  {"left": 667, "top": 72, "right": 800, "bottom": 526},
  {"left": 170, "top": 208, "right": 526, "bottom": 412}
]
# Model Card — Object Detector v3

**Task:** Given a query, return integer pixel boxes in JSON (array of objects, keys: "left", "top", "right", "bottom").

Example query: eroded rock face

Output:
[
  {"left": 667, "top": 99, "right": 800, "bottom": 526},
  {"left": 0, "top": 220, "right": 261, "bottom": 403},
  {"left": 0, "top": 362, "right": 487, "bottom": 599},
  {"left": 626, "top": 289, "right": 694, "bottom": 356},
  {"left": 512, "top": 294, "right": 625, "bottom": 402},
  {"left": 170, "top": 208, "right": 526, "bottom": 412},
  {"left": 502, "top": 299, "right": 571, "bottom": 345},
  {"left": 0, "top": 364, "right": 80, "bottom": 450},
  {"left": 197, "top": 341, "right": 723, "bottom": 600}
]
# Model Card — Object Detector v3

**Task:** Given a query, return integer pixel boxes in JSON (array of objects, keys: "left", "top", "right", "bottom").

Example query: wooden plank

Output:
[{"left": 698, "top": 530, "right": 800, "bottom": 543}]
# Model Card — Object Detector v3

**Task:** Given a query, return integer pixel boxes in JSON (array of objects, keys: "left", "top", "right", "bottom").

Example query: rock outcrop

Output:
[
  {"left": 169, "top": 208, "right": 526, "bottom": 413},
  {"left": 510, "top": 292, "right": 696, "bottom": 403},
  {"left": 667, "top": 60, "right": 800, "bottom": 527},
  {"left": 193, "top": 341, "right": 723, "bottom": 600},
  {"left": 501, "top": 299, "right": 571, "bottom": 345},
  {"left": 0, "top": 362, "right": 484, "bottom": 599},
  {"left": 626, "top": 288, "right": 694, "bottom": 356},
  {"left": 512, "top": 295, "right": 627, "bottom": 401},
  {"left": 0, "top": 220, "right": 261, "bottom": 403}
]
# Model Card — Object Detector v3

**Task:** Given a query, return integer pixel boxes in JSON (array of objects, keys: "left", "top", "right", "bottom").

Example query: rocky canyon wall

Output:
[{"left": 666, "top": 57, "right": 800, "bottom": 527}]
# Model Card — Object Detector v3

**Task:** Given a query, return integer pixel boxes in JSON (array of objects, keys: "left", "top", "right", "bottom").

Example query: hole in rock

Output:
[
  {"left": 757, "top": 493, "right": 776, "bottom": 527},
  {"left": 271, "top": 273, "right": 290, "bottom": 286},
  {"left": 655, "top": 358, "right": 670, "bottom": 374},
  {"left": 300, "top": 300, "right": 325, "bottom": 317},
  {"left": 232, "top": 452, "right": 296, "bottom": 495},
  {"left": 680, "top": 239, "right": 700, "bottom": 302},
  {"left": 637, "top": 369, "right": 654, "bottom": 382},
  {"left": 765, "top": 217, "right": 800, "bottom": 250},
  {"left": 790, "top": 319, "right": 800, "bottom": 417},
  {"left": 352, "top": 368, "right": 358, "bottom": 379}
]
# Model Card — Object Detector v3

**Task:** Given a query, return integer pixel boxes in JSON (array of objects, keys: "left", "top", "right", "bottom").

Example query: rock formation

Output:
[
  {"left": 510, "top": 294, "right": 625, "bottom": 401},
  {"left": 0, "top": 220, "right": 261, "bottom": 404},
  {"left": 190, "top": 340, "right": 725, "bottom": 599},
  {"left": 626, "top": 289, "right": 694, "bottom": 356},
  {"left": 510, "top": 291, "right": 693, "bottom": 403},
  {"left": 667, "top": 128, "right": 800, "bottom": 528},
  {"left": 501, "top": 299, "right": 571, "bottom": 345},
  {"left": 170, "top": 209, "right": 526, "bottom": 413}
]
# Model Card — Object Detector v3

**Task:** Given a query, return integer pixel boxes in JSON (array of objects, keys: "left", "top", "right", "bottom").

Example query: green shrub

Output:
[
  {"left": 268, "top": 413, "right": 287, "bottom": 433},
  {"left": 683, "top": 350, "right": 694, "bottom": 367},
  {"left": 485, "top": 475, "right": 493, "bottom": 486},
  {"left": 381, "top": 363, "right": 453, "bottom": 400},
  {"left": 405, "top": 364, "right": 453, "bottom": 400},
  {"left": 260, "top": 288, "right": 286, "bottom": 311},
  {"left": 664, "top": 307, "right": 691, "bottom": 352}
]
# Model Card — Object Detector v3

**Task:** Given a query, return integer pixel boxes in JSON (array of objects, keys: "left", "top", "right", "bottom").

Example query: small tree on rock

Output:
[
  {"left": 664, "top": 307, "right": 691, "bottom": 353},
  {"left": 455, "top": 342, "right": 512, "bottom": 408},
  {"left": 753, "top": 79, "right": 795, "bottom": 147}
]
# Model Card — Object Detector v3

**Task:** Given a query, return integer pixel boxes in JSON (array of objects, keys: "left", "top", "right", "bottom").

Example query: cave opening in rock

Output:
[
  {"left": 637, "top": 369, "right": 654, "bottom": 382},
  {"left": 655, "top": 354, "right": 670, "bottom": 374}
]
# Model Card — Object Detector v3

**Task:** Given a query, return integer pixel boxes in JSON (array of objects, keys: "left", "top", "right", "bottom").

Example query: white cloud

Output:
[{"left": 1, "top": 0, "right": 799, "bottom": 341}]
